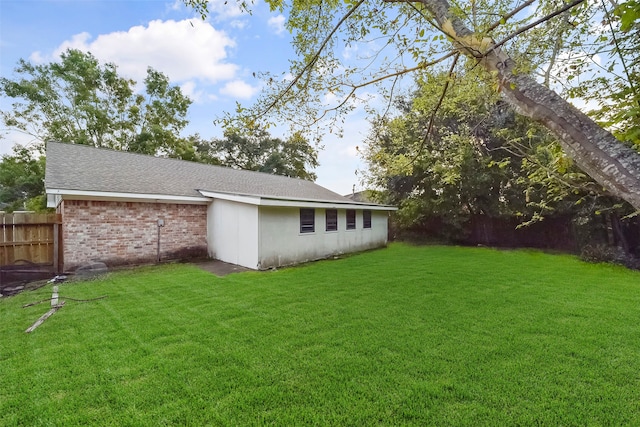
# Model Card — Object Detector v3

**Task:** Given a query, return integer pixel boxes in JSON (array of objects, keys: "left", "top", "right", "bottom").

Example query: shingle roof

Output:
[{"left": 45, "top": 142, "right": 355, "bottom": 203}]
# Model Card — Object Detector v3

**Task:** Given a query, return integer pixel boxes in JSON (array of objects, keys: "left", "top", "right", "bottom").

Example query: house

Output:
[
  {"left": 45, "top": 142, "right": 396, "bottom": 271},
  {"left": 345, "top": 190, "right": 377, "bottom": 203}
]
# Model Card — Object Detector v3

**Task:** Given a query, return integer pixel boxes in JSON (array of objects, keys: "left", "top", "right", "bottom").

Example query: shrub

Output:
[{"left": 580, "top": 244, "right": 640, "bottom": 270}]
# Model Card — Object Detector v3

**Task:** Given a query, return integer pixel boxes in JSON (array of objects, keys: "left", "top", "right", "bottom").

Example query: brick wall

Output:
[{"left": 60, "top": 200, "right": 208, "bottom": 270}]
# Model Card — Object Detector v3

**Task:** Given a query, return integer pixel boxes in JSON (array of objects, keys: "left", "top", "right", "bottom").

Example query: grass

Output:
[{"left": 2, "top": 243, "right": 640, "bottom": 425}]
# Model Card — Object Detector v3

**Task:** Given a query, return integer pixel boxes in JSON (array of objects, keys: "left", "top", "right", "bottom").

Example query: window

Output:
[
  {"left": 326, "top": 209, "right": 338, "bottom": 231},
  {"left": 346, "top": 209, "right": 356, "bottom": 230},
  {"left": 363, "top": 210, "right": 372, "bottom": 229},
  {"left": 300, "top": 208, "right": 315, "bottom": 233}
]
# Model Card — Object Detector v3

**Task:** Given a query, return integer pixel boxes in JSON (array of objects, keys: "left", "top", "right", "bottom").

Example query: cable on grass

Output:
[{"left": 23, "top": 295, "right": 108, "bottom": 308}]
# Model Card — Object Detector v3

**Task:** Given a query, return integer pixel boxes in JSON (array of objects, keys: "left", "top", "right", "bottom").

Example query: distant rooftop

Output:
[{"left": 345, "top": 190, "right": 378, "bottom": 204}]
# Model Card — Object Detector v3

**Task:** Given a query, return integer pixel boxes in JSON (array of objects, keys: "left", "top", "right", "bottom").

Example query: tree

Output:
[
  {"left": 0, "top": 49, "right": 194, "bottom": 158},
  {"left": 193, "top": 124, "right": 319, "bottom": 180},
  {"left": 365, "top": 66, "right": 639, "bottom": 251},
  {"left": 363, "top": 67, "right": 561, "bottom": 233},
  {"left": 185, "top": 0, "right": 640, "bottom": 210},
  {"left": 370, "top": 64, "right": 632, "bottom": 216},
  {"left": 0, "top": 144, "right": 47, "bottom": 212}
]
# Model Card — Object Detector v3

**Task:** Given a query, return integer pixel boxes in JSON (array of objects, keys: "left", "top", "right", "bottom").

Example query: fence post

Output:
[{"left": 53, "top": 222, "right": 59, "bottom": 274}]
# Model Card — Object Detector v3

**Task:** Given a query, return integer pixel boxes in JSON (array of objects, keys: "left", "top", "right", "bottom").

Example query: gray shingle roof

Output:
[{"left": 45, "top": 142, "right": 356, "bottom": 203}]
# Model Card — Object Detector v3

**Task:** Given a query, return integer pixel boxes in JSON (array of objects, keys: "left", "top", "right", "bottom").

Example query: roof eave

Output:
[
  {"left": 198, "top": 190, "right": 397, "bottom": 210},
  {"left": 46, "top": 188, "right": 210, "bottom": 205}
]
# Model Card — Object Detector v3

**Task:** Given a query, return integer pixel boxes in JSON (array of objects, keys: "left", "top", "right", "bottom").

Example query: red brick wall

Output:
[{"left": 60, "top": 200, "right": 208, "bottom": 270}]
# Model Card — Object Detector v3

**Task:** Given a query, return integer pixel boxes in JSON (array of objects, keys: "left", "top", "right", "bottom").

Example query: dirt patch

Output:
[
  {"left": 1, "top": 263, "right": 56, "bottom": 297},
  {"left": 193, "top": 260, "right": 252, "bottom": 277}
]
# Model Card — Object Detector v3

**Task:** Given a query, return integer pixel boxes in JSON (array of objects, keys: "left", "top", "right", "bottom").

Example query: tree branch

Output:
[
  {"left": 350, "top": 51, "right": 457, "bottom": 90},
  {"left": 406, "top": 52, "right": 460, "bottom": 166},
  {"left": 257, "top": 0, "right": 366, "bottom": 117},
  {"left": 486, "top": 0, "right": 587, "bottom": 56},
  {"left": 310, "top": 52, "right": 458, "bottom": 126},
  {"left": 485, "top": 0, "right": 536, "bottom": 33}
]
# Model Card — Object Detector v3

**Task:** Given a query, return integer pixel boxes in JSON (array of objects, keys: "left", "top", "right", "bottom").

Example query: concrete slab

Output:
[{"left": 193, "top": 260, "right": 252, "bottom": 277}]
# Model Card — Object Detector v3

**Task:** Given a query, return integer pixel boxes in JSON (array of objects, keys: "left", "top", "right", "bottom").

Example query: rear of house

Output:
[{"left": 45, "top": 142, "right": 395, "bottom": 271}]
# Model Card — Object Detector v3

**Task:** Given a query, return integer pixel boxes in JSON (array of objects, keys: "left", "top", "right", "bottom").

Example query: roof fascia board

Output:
[
  {"left": 200, "top": 188, "right": 394, "bottom": 208},
  {"left": 259, "top": 198, "right": 397, "bottom": 210},
  {"left": 198, "top": 190, "right": 397, "bottom": 211},
  {"left": 46, "top": 188, "right": 209, "bottom": 204},
  {"left": 197, "top": 190, "right": 262, "bottom": 205}
]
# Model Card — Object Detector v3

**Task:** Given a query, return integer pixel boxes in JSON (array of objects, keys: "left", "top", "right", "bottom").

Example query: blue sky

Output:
[{"left": 0, "top": 0, "right": 369, "bottom": 195}]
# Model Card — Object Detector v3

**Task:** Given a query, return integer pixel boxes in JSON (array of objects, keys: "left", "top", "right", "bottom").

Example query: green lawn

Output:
[{"left": 2, "top": 243, "right": 640, "bottom": 425}]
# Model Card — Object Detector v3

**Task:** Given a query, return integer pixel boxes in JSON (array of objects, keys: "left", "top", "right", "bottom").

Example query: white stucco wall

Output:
[
  {"left": 257, "top": 206, "right": 388, "bottom": 269},
  {"left": 207, "top": 199, "right": 259, "bottom": 269}
]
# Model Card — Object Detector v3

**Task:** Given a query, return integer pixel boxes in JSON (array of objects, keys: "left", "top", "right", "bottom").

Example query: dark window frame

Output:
[
  {"left": 346, "top": 209, "right": 356, "bottom": 230},
  {"left": 326, "top": 209, "right": 338, "bottom": 231},
  {"left": 363, "top": 210, "right": 372, "bottom": 229},
  {"left": 300, "top": 208, "right": 315, "bottom": 233}
]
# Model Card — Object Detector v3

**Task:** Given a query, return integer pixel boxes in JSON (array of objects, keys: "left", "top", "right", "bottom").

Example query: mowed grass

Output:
[{"left": 2, "top": 243, "right": 640, "bottom": 426}]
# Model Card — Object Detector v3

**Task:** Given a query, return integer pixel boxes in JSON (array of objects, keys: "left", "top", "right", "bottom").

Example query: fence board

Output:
[{"left": 0, "top": 213, "right": 61, "bottom": 267}]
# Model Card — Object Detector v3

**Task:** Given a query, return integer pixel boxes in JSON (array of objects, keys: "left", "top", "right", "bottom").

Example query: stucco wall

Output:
[
  {"left": 60, "top": 200, "right": 208, "bottom": 270},
  {"left": 258, "top": 206, "right": 388, "bottom": 269},
  {"left": 207, "top": 199, "right": 259, "bottom": 269}
]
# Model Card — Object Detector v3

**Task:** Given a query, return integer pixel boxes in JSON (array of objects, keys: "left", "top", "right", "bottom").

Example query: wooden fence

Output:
[{"left": 0, "top": 212, "right": 61, "bottom": 270}]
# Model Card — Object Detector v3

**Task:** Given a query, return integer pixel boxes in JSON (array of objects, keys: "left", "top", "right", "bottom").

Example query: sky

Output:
[{"left": 0, "top": 0, "right": 370, "bottom": 195}]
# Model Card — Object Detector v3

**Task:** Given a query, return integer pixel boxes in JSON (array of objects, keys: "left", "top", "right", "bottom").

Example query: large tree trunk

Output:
[{"left": 416, "top": 0, "right": 640, "bottom": 210}]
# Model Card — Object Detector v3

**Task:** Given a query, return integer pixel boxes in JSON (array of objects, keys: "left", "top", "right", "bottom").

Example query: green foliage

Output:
[
  {"left": 3, "top": 244, "right": 640, "bottom": 424},
  {"left": 193, "top": 123, "right": 319, "bottom": 180},
  {"left": 364, "top": 65, "right": 563, "bottom": 234},
  {"left": 615, "top": 0, "right": 640, "bottom": 31},
  {"left": 0, "top": 144, "right": 47, "bottom": 212},
  {"left": 517, "top": 143, "right": 590, "bottom": 219},
  {"left": 0, "top": 49, "right": 193, "bottom": 157},
  {"left": 0, "top": 50, "right": 199, "bottom": 209},
  {"left": 364, "top": 59, "right": 638, "bottom": 241},
  {"left": 563, "top": 0, "right": 640, "bottom": 147}
]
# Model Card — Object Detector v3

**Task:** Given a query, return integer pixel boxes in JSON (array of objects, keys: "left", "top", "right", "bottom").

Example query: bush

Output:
[{"left": 580, "top": 244, "right": 640, "bottom": 270}]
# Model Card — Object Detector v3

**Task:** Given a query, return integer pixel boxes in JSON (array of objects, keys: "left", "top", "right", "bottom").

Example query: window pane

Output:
[
  {"left": 326, "top": 209, "right": 338, "bottom": 231},
  {"left": 300, "top": 208, "right": 315, "bottom": 233},
  {"left": 346, "top": 209, "right": 356, "bottom": 230},
  {"left": 363, "top": 210, "right": 372, "bottom": 229}
]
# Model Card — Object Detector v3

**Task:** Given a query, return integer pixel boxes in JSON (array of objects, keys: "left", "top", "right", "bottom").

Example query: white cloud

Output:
[
  {"left": 28, "top": 50, "right": 47, "bottom": 64},
  {"left": 323, "top": 91, "right": 338, "bottom": 105},
  {"left": 268, "top": 15, "right": 286, "bottom": 35},
  {"left": 219, "top": 79, "right": 259, "bottom": 99},
  {"left": 38, "top": 19, "right": 238, "bottom": 85},
  {"left": 205, "top": 0, "right": 245, "bottom": 19},
  {"left": 229, "top": 19, "right": 248, "bottom": 30},
  {"left": 180, "top": 81, "right": 206, "bottom": 103},
  {"left": 0, "top": 131, "right": 42, "bottom": 156},
  {"left": 357, "top": 90, "right": 379, "bottom": 104},
  {"left": 167, "top": 0, "right": 244, "bottom": 20},
  {"left": 322, "top": 89, "right": 375, "bottom": 110},
  {"left": 342, "top": 44, "right": 358, "bottom": 60},
  {"left": 31, "top": 32, "right": 91, "bottom": 63}
]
